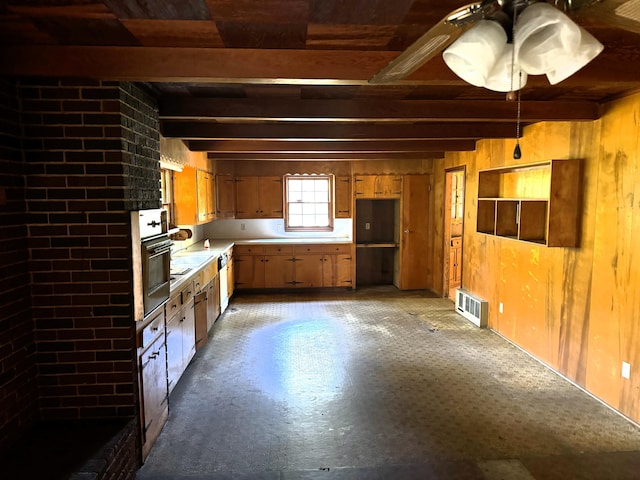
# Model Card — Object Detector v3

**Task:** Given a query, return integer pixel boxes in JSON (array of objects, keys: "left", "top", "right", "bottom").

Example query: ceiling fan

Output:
[{"left": 369, "top": 0, "right": 640, "bottom": 87}]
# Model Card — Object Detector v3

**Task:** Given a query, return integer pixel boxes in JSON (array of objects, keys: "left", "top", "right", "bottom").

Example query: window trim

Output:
[{"left": 284, "top": 174, "right": 334, "bottom": 232}]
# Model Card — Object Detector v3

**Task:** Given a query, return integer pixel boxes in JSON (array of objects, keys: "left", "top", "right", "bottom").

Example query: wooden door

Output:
[
  {"left": 234, "top": 254, "right": 265, "bottom": 289},
  {"left": 258, "top": 176, "right": 283, "bottom": 218},
  {"left": 216, "top": 174, "right": 235, "bottom": 218},
  {"left": 376, "top": 175, "right": 402, "bottom": 198},
  {"left": 294, "top": 254, "right": 324, "bottom": 287},
  {"left": 399, "top": 174, "right": 430, "bottom": 289},
  {"left": 354, "top": 175, "right": 376, "bottom": 198},
  {"left": 235, "top": 176, "right": 260, "bottom": 218},
  {"left": 264, "top": 254, "right": 295, "bottom": 288},
  {"left": 449, "top": 238, "right": 462, "bottom": 289},
  {"left": 335, "top": 175, "right": 351, "bottom": 218}
]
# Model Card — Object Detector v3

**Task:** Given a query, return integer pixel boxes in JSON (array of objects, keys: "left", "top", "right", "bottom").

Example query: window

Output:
[{"left": 284, "top": 174, "right": 334, "bottom": 232}]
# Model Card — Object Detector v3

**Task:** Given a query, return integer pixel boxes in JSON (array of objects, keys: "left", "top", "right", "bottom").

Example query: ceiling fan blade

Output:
[
  {"left": 569, "top": 0, "right": 640, "bottom": 35},
  {"left": 368, "top": 19, "right": 470, "bottom": 84}
]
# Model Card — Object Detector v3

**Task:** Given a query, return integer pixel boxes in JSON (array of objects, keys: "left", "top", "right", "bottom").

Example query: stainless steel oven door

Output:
[{"left": 142, "top": 235, "right": 172, "bottom": 315}]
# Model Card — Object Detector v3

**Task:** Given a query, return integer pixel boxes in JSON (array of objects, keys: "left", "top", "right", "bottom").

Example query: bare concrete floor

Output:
[{"left": 137, "top": 287, "right": 640, "bottom": 479}]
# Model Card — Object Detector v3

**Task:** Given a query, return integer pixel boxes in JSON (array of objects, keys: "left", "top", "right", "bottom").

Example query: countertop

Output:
[
  {"left": 233, "top": 237, "right": 352, "bottom": 245},
  {"left": 169, "top": 237, "right": 352, "bottom": 292},
  {"left": 169, "top": 240, "right": 233, "bottom": 293}
]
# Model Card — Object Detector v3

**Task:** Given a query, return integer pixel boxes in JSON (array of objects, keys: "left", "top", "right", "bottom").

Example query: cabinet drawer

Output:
[
  {"left": 322, "top": 244, "right": 352, "bottom": 254},
  {"left": 196, "top": 260, "right": 217, "bottom": 292},
  {"left": 450, "top": 237, "right": 462, "bottom": 248},
  {"left": 166, "top": 292, "right": 182, "bottom": 317},
  {"left": 180, "top": 280, "right": 195, "bottom": 305},
  {"left": 140, "top": 308, "right": 164, "bottom": 349},
  {"left": 264, "top": 245, "right": 293, "bottom": 255},
  {"left": 234, "top": 245, "right": 264, "bottom": 254},
  {"left": 295, "top": 244, "right": 324, "bottom": 254}
]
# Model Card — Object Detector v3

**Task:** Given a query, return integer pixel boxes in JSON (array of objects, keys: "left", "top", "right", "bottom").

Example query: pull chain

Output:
[
  {"left": 511, "top": 5, "right": 522, "bottom": 160},
  {"left": 514, "top": 72, "right": 522, "bottom": 159}
]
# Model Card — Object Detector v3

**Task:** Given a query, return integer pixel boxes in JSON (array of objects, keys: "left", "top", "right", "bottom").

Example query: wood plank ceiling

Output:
[{"left": 1, "top": 0, "right": 640, "bottom": 161}]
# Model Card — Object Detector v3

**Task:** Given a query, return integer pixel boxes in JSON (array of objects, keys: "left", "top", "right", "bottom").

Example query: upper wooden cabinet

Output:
[
  {"left": 174, "top": 166, "right": 216, "bottom": 225},
  {"left": 476, "top": 160, "right": 581, "bottom": 247},
  {"left": 354, "top": 175, "right": 402, "bottom": 198},
  {"left": 216, "top": 174, "right": 236, "bottom": 219},
  {"left": 235, "top": 176, "right": 283, "bottom": 218},
  {"left": 335, "top": 175, "right": 352, "bottom": 218}
]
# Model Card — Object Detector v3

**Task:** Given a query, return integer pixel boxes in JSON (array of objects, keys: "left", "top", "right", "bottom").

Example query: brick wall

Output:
[
  {"left": 0, "top": 79, "right": 39, "bottom": 450},
  {"left": 18, "top": 80, "right": 160, "bottom": 423}
]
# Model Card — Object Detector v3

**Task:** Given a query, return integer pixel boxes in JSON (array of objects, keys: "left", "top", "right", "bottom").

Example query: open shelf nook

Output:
[{"left": 476, "top": 160, "right": 582, "bottom": 247}]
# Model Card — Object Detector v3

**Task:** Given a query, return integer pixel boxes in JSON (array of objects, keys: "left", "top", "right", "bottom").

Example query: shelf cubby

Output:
[{"left": 476, "top": 160, "right": 581, "bottom": 247}]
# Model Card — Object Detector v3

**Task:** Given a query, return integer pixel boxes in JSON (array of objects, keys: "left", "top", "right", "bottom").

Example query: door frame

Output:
[{"left": 443, "top": 166, "right": 466, "bottom": 299}]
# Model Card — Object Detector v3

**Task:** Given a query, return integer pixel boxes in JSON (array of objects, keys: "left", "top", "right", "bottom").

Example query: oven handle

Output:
[{"left": 146, "top": 239, "right": 173, "bottom": 258}]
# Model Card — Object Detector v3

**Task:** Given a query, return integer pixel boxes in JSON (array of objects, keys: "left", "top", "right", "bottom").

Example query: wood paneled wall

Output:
[
  {"left": 214, "top": 159, "right": 434, "bottom": 177},
  {"left": 431, "top": 92, "right": 640, "bottom": 425}
]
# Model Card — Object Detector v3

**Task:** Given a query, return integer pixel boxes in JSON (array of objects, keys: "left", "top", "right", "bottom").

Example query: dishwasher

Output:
[{"left": 218, "top": 251, "right": 230, "bottom": 314}]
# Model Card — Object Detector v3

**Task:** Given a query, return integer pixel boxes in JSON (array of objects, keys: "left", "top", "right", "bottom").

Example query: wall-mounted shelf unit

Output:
[{"left": 476, "top": 160, "right": 581, "bottom": 247}]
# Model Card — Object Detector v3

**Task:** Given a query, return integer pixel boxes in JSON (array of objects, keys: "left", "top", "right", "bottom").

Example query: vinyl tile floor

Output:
[{"left": 137, "top": 287, "right": 640, "bottom": 480}]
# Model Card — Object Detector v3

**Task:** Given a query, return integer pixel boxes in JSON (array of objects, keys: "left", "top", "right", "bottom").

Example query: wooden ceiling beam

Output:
[
  {"left": 206, "top": 152, "right": 445, "bottom": 161},
  {"left": 161, "top": 121, "right": 519, "bottom": 140},
  {"left": 161, "top": 98, "right": 600, "bottom": 122},
  {"left": 187, "top": 139, "right": 476, "bottom": 152},
  {"left": 1, "top": 45, "right": 639, "bottom": 84}
]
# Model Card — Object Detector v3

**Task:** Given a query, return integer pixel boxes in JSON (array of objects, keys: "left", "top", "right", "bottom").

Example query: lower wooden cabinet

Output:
[
  {"left": 194, "top": 290, "right": 208, "bottom": 351},
  {"left": 137, "top": 307, "right": 168, "bottom": 461},
  {"left": 165, "top": 281, "right": 196, "bottom": 394},
  {"left": 234, "top": 244, "right": 353, "bottom": 289}
]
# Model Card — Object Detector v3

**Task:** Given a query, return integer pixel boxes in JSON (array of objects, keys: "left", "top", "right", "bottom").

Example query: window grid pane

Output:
[{"left": 285, "top": 175, "right": 333, "bottom": 230}]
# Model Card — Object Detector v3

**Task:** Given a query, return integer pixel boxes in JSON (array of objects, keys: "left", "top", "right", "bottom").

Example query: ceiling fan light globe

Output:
[
  {"left": 546, "top": 27, "right": 604, "bottom": 84},
  {"left": 485, "top": 44, "right": 528, "bottom": 92},
  {"left": 516, "top": 2, "right": 582, "bottom": 75},
  {"left": 442, "top": 20, "right": 507, "bottom": 87}
]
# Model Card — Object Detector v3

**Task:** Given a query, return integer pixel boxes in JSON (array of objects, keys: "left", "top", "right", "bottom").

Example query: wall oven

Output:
[{"left": 137, "top": 209, "right": 171, "bottom": 317}]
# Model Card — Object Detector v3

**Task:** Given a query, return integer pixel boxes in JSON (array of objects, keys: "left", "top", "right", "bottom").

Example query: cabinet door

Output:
[
  {"left": 216, "top": 174, "right": 236, "bottom": 218},
  {"left": 165, "top": 313, "right": 183, "bottom": 393},
  {"left": 194, "top": 291, "right": 208, "bottom": 351},
  {"left": 235, "top": 176, "right": 260, "bottom": 218},
  {"left": 323, "top": 254, "right": 353, "bottom": 287},
  {"left": 173, "top": 166, "right": 197, "bottom": 225},
  {"left": 234, "top": 254, "right": 265, "bottom": 289},
  {"left": 181, "top": 300, "right": 196, "bottom": 367},
  {"left": 196, "top": 170, "right": 209, "bottom": 223},
  {"left": 264, "top": 255, "right": 295, "bottom": 288},
  {"left": 376, "top": 175, "right": 402, "bottom": 198},
  {"left": 335, "top": 176, "right": 351, "bottom": 218},
  {"left": 259, "top": 176, "right": 283, "bottom": 218},
  {"left": 294, "top": 254, "right": 324, "bottom": 288},
  {"left": 226, "top": 257, "right": 234, "bottom": 298},
  {"left": 399, "top": 174, "right": 430, "bottom": 289},
  {"left": 206, "top": 275, "right": 220, "bottom": 331},
  {"left": 354, "top": 175, "right": 376, "bottom": 198},
  {"left": 140, "top": 334, "right": 168, "bottom": 450}
]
